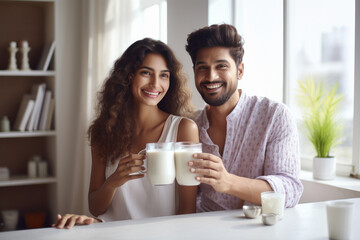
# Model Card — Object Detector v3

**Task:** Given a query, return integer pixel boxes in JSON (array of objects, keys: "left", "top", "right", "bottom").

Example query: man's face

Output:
[{"left": 193, "top": 46, "right": 243, "bottom": 106}]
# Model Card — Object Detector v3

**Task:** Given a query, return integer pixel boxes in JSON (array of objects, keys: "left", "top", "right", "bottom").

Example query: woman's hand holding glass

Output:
[{"left": 106, "top": 154, "right": 146, "bottom": 189}]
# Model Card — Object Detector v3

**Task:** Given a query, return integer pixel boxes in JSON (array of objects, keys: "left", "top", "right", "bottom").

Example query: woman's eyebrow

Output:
[{"left": 139, "top": 66, "right": 169, "bottom": 73}]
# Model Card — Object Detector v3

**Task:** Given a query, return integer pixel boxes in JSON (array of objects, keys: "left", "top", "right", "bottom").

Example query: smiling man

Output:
[{"left": 185, "top": 24, "right": 303, "bottom": 212}]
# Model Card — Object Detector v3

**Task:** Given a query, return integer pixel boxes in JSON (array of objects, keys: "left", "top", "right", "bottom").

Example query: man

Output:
[{"left": 185, "top": 24, "right": 303, "bottom": 212}]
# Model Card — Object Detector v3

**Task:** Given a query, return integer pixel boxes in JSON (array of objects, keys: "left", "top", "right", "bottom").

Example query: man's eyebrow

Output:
[
  {"left": 215, "top": 59, "right": 230, "bottom": 64},
  {"left": 195, "top": 59, "right": 230, "bottom": 66},
  {"left": 195, "top": 61, "right": 207, "bottom": 66}
]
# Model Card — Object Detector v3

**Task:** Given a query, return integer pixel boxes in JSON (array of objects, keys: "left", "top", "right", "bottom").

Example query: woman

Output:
[{"left": 53, "top": 38, "right": 199, "bottom": 228}]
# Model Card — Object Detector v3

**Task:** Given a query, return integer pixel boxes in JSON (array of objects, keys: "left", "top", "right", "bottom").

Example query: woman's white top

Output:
[{"left": 98, "top": 115, "right": 183, "bottom": 221}]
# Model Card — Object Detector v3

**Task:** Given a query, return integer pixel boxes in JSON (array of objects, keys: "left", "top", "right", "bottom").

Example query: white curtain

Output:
[{"left": 69, "top": 0, "right": 140, "bottom": 215}]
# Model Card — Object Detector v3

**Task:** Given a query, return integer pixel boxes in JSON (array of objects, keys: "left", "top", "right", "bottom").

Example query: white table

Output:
[{"left": 1, "top": 198, "right": 360, "bottom": 240}]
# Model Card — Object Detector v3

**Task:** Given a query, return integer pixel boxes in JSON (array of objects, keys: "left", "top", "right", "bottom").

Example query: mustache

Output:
[{"left": 200, "top": 80, "right": 226, "bottom": 86}]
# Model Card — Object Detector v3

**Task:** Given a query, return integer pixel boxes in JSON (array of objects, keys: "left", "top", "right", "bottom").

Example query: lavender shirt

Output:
[{"left": 195, "top": 91, "right": 303, "bottom": 212}]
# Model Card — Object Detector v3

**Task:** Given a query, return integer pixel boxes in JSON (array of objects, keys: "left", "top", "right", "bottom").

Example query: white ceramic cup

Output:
[
  {"left": 326, "top": 201, "right": 354, "bottom": 240},
  {"left": 174, "top": 142, "right": 202, "bottom": 186},
  {"left": 1, "top": 209, "right": 19, "bottom": 231},
  {"left": 145, "top": 142, "right": 175, "bottom": 186},
  {"left": 261, "top": 191, "right": 285, "bottom": 220}
]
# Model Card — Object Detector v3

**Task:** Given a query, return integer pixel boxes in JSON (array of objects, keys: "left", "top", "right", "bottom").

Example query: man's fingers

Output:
[
  {"left": 192, "top": 153, "right": 219, "bottom": 162},
  {"left": 195, "top": 175, "right": 216, "bottom": 185},
  {"left": 191, "top": 167, "right": 219, "bottom": 178},
  {"left": 189, "top": 159, "right": 219, "bottom": 170}
]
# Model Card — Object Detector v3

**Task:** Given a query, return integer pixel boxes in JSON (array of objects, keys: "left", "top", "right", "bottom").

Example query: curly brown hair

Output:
[
  {"left": 185, "top": 24, "right": 245, "bottom": 67},
  {"left": 88, "top": 38, "right": 194, "bottom": 164}
]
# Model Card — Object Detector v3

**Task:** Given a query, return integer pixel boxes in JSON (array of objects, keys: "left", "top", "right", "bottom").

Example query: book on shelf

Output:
[
  {"left": 13, "top": 94, "right": 35, "bottom": 131},
  {"left": 26, "top": 83, "right": 46, "bottom": 131},
  {"left": 39, "top": 90, "right": 52, "bottom": 131},
  {"left": 46, "top": 98, "right": 55, "bottom": 131},
  {"left": 37, "top": 41, "right": 55, "bottom": 71}
]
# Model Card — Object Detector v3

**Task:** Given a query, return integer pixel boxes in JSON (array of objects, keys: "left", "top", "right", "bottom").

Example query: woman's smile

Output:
[{"left": 142, "top": 89, "right": 162, "bottom": 98}]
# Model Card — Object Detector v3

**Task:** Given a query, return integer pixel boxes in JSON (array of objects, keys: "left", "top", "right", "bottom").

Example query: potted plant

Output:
[{"left": 297, "top": 77, "right": 343, "bottom": 180}]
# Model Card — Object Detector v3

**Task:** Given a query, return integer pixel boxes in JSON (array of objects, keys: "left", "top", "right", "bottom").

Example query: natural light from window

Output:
[
  {"left": 131, "top": 0, "right": 167, "bottom": 43},
  {"left": 287, "top": 0, "right": 355, "bottom": 168}
]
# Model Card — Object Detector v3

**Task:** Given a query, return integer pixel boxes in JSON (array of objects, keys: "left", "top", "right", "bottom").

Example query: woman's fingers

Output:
[
  {"left": 52, "top": 214, "right": 97, "bottom": 229},
  {"left": 65, "top": 216, "right": 78, "bottom": 229},
  {"left": 51, "top": 214, "right": 63, "bottom": 228},
  {"left": 117, "top": 154, "right": 145, "bottom": 170},
  {"left": 53, "top": 214, "right": 73, "bottom": 229}
]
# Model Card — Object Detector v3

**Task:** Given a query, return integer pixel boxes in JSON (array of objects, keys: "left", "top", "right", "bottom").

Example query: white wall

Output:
[
  {"left": 300, "top": 180, "right": 360, "bottom": 203},
  {"left": 167, "top": 0, "right": 207, "bottom": 110},
  {"left": 55, "top": 0, "right": 82, "bottom": 214}
]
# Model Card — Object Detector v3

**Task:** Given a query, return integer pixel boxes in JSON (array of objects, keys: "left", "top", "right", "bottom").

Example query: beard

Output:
[{"left": 199, "top": 80, "right": 238, "bottom": 106}]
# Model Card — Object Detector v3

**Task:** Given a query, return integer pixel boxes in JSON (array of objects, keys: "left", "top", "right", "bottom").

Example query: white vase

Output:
[{"left": 313, "top": 156, "right": 336, "bottom": 180}]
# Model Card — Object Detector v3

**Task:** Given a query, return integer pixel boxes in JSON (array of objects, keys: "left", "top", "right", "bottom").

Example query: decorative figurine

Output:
[
  {"left": 7, "top": 41, "right": 18, "bottom": 71},
  {"left": 20, "top": 40, "right": 31, "bottom": 70},
  {"left": 0, "top": 116, "right": 10, "bottom": 132}
]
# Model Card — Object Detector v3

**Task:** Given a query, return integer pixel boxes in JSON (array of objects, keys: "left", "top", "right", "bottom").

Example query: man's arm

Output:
[
  {"left": 190, "top": 105, "right": 303, "bottom": 207},
  {"left": 255, "top": 105, "right": 303, "bottom": 207},
  {"left": 190, "top": 153, "right": 272, "bottom": 205}
]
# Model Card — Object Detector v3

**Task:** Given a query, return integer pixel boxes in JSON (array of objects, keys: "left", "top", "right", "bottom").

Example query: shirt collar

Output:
[
  {"left": 227, "top": 90, "right": 246, "bottom": 121},
  {"left": 199, "top": 90, "right": 246, "bottom": 130}
]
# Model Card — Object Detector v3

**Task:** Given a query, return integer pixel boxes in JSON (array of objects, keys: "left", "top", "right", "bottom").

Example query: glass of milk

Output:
[
  {"left": 327, "top": 201, "right": 355, "bottom": 240},
  {"left": 174, "top": 142, "right": 202, "bottom": 186},
  {"left": 261, "top": 191, "right": 285, "bottom": 220},
  {"left": 145, "top": 142, "right": 175, "bottom": 186}
]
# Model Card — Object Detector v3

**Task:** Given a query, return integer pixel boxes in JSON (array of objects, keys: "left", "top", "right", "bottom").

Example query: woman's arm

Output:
[
  {"left": 176, "top": 118, "right": 199, "bottom": 214},
  {"left": 88, "top": 147, "right": 145, "bottom": 216}
]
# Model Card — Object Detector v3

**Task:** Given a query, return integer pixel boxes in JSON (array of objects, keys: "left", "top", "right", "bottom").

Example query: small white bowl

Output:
[
  {"left": 262, "top": 213, "right": 279, "bottom": 225},
  {"left": 243, "top": 205, "right": 262, "bottom": 219}
]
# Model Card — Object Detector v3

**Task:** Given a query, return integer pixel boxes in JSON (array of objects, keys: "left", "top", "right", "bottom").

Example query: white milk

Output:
[
  {"left": 175, "top": 150, "right": 200, "bottom": 186},
  {"left": 261, "top": 192, "right": 285, "bottom": 219},
  {"left": 327, "top": 201, "right": 355, "bottom": 240},
  {"left": 146, "top": 150, "right": 175, "bottom": 185}
]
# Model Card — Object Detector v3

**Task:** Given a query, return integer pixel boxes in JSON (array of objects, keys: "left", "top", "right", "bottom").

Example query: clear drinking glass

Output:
[
  {"left": 145, "top": 142, "right": 175, "bottom": 186},
  {"left": 174, "top": 142, "right": 202, "bottom": 186},
  {"left": 261, "top": 191, "right": 285, "bottom": 220}
]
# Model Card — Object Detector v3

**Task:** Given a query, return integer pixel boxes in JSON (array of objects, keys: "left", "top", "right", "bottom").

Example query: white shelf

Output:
[
  {"left": 0, "top": 0, "right": 58, "bottom": 221},
  {"left": 0, "top": 175, "right": 57, "bottom": 187},
  {"left": 0, "top": 131, "right": 56, "bottom": 138},
  {"left": 0, "top": 70, "right": 55, "bottom": 77}
]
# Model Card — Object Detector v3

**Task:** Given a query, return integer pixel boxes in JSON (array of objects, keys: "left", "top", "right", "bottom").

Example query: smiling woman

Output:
[
  {"left": 131, "top": 53, "right": 170, "bottom": 106},
  {"left": 53, "top": 38, "right": 199, "bottom": 229}
]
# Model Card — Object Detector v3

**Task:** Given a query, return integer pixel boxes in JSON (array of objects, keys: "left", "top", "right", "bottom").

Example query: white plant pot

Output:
[{"left": 313, "top": 156, "right": 336, "bottom": 180}]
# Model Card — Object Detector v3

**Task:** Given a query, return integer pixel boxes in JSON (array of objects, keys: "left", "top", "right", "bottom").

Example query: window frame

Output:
[
  {"left": 139, "top": 0, "right": 167, "bottom": 42},
  {"left": 283, "top": 0, "right": 360, "bottom": 177}
]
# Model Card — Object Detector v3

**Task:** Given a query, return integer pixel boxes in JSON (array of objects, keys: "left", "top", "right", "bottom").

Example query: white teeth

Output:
[
  {"left": 143, "top": 90, "right": 160, "bottom": 96},
  {"left": 206, "top": 84, "right": 221, "bottom": 89}
]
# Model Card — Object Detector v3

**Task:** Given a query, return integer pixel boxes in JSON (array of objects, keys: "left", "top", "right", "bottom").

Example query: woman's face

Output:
[{"left": 131, "top": 53, "right": 170, "bottom": 107}]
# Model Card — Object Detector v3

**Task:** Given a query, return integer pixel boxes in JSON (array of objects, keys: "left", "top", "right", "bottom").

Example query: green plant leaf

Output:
[{"left": 296, "top": 77, "right": 343, "bottom": 158}]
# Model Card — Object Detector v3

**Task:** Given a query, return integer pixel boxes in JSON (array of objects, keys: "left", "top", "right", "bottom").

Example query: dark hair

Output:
[
  {"left": 185, "top": 24, "right": 244, "bottom": 66},
  {"left": 88, "top": 38, "right": 193, "bottom": 163}
]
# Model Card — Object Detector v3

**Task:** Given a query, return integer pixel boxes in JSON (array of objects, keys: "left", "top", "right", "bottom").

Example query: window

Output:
[
  {"left": 227, "top": 0, "right": 358, "bottom": 176},
  {"left": 132, "top": 0, "right": 167, "bottom": 43},
  {"left": 286, "top": 0, "right": 355, "bottom": 173},
  {"left": 210, "top": 0, "right": 283, "bottom": 102}
]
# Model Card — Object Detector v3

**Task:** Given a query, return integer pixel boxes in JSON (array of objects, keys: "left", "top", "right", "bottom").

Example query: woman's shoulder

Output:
[
  {"left": 176, "top": 117, "right": 199, "bottom": 142},
  {"left": 178, "top": 117, "right": 197, "bottom": 130}
]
